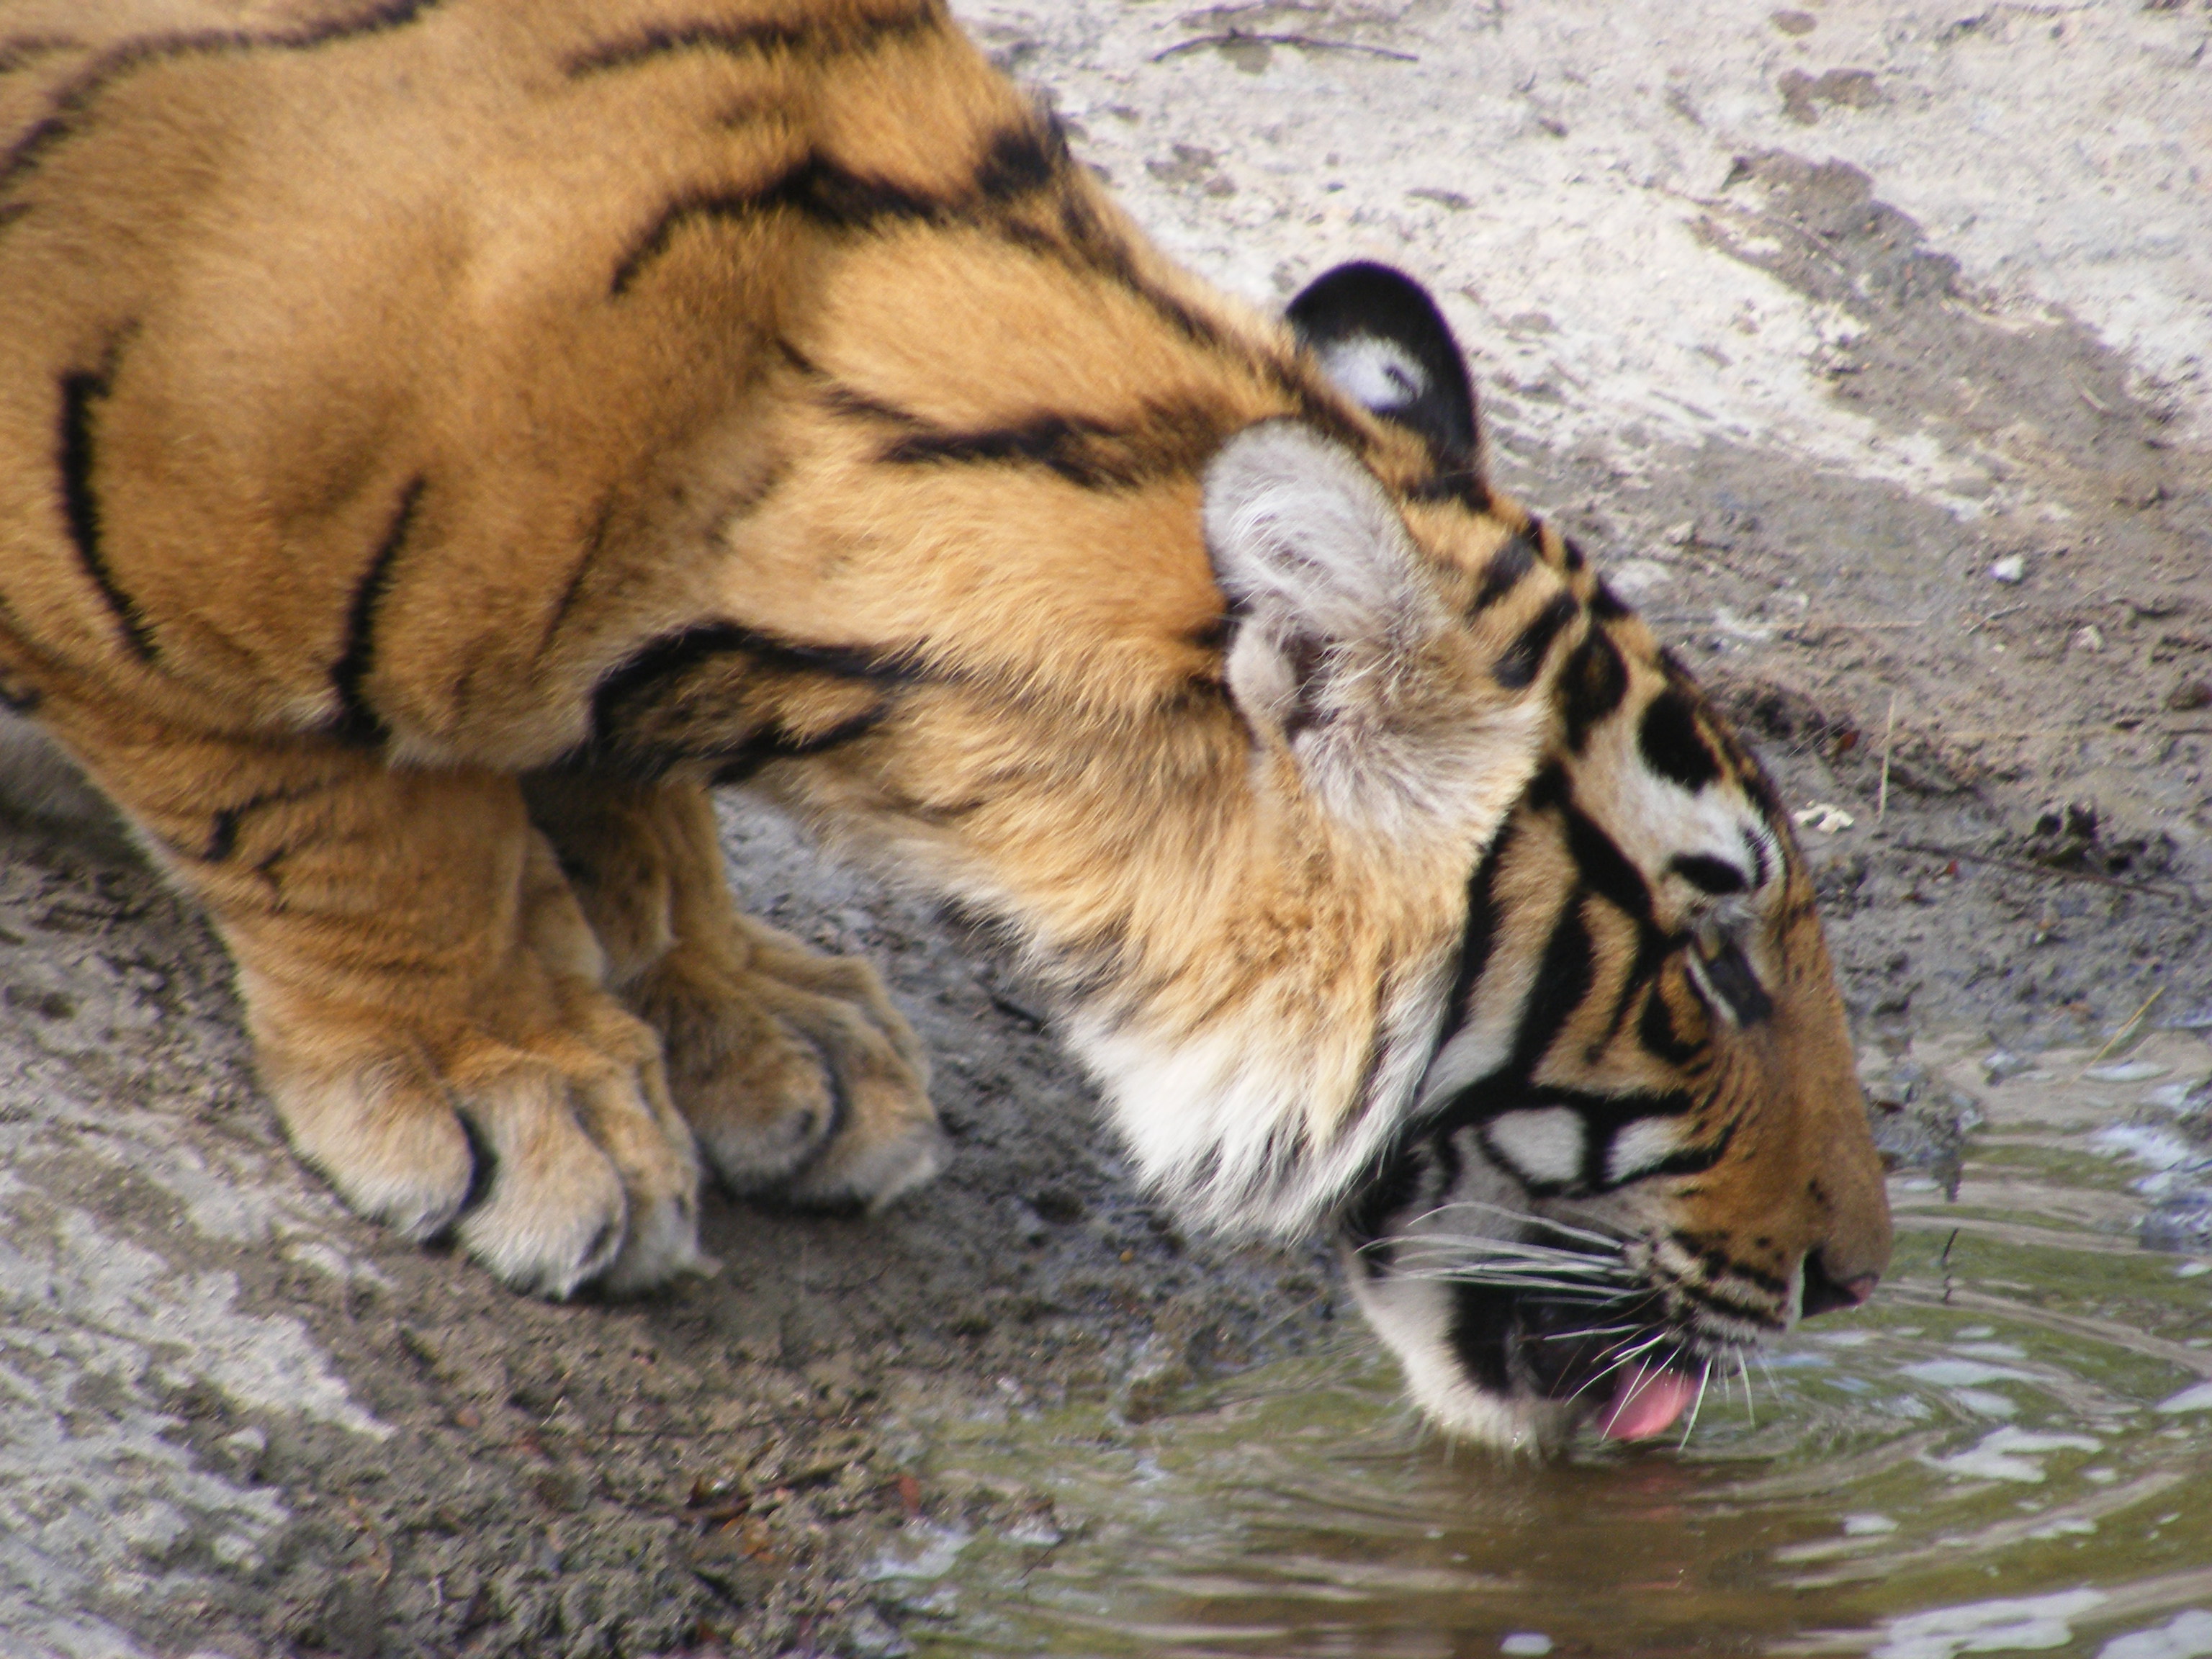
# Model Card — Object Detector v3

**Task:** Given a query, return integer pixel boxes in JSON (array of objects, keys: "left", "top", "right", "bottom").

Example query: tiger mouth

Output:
[
  {"left": 1424, "top": 1269, "right": 1775, "bottom": 1444},
  {"left": 1509, "top": 1293, "right": 1721, "bottom": 1441}
]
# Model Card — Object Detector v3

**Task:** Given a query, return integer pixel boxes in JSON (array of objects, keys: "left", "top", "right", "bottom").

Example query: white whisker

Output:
[
  {"left": 1678, "top": 1358, "right": 1714, "bottom": 1449},
  {"left": 1567, "top": 1330, "right": 1669, "bottom": 1409},
  {"left": 1431, "top": 1199, "right": 1629, "bottom": 1251}
]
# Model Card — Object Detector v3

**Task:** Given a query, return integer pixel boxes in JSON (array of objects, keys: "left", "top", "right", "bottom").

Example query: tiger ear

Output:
[
  {"left": 1205, "top": 421, "right": 1520, "bottom": 829},
  {"left": 1287, "top": 261, "right": 1479, "bottom": 469}
]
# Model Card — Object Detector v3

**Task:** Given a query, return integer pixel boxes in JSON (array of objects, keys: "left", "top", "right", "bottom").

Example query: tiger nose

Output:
[{"left": 1799, "top": 1249, "right": 1879, "bottom": 1318}]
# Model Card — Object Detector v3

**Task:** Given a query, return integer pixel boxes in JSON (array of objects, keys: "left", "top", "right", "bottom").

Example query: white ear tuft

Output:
[
  {"left": 1313, "top": 335, "right": 1430, "bottom": 421},
  {"left": 1202, "top": 421, "right": 1545, "bottom": 837},
  {"left": 1203, "top": 418, "right": 1427, "bottom": 665}
]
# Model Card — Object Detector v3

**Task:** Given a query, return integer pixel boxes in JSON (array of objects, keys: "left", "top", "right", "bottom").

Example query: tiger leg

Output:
[
  {"left": 523, "top": 772, "right": 946, "bottom": 1210},
  {"left": 43, "top": 708, "right": 704, "bottom": 1298}
]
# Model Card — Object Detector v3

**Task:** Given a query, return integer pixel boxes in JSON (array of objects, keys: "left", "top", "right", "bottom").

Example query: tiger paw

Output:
[
  {"left": 637, "top": 923, "right": 945, "bottom": 1213},
  {"left": 259, "top": 993, "right": 710, "bottom": 1299}
]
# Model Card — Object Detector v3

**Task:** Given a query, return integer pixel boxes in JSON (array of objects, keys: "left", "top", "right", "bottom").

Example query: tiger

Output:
[{"left": 0, "top": 0, "right": 1889, "bottom": 1449}]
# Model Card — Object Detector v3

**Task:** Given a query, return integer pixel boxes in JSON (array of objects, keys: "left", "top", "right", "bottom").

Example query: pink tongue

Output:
[{"left": 1600, "top": 1363, "right": 1699, "bottom": 1442}]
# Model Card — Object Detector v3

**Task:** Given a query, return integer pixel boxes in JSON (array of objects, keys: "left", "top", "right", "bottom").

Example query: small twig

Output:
[
  {"left": 2074, "top": 379, "right": 2114, "bottom": 415},
  {"left": 1151, "top": 29, "right": 1419, "bottom": 62},
  {"left": 1876, "top": 690, "right": 1897, "bottom": 823},
  {"left": 1962, "top": 603, "right": 2029, "bottom": 637},
  {"left": 1893, "top": 840, "right": 2198, "bottom": 906},
  {"left": 2089, "top": 987, "right": 2167, "bottom": 1065}
]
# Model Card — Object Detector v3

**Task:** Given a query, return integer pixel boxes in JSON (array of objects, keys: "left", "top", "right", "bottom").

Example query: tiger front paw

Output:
[
  {"left": 259, "top": 991, "right": 709, "bottom": 1299},
  {"left": 637, "top": 922, "right": 945, "bottom": 1213}
]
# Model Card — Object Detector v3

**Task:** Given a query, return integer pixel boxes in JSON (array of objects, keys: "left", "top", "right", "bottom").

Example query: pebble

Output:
[
  {"left": 2167, "top": 678, "right": 2212, "bottom": 712},
  {"left": 1501, "top": 1637, "right": 1555, "bottom": 1657},
  {"left": 1988, "top": 554, "right": 2026, "bottom": 582}
]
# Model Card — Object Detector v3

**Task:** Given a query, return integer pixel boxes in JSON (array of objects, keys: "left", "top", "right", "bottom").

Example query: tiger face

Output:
[
  {"left": 1336, "top": 665, "right": 1890, "bottom": 1448},
  {"left": 1273, "top": 268, "right": 1893, "bottom": 1449}
]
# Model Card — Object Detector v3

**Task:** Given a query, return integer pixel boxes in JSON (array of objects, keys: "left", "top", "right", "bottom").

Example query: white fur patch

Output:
[
  {"left": 1316, "top": 334, "right": 1429, "bottom": 414},
  {"left": 1344, "top": 1244, "right": 1562, "bottom": 1452},
  {"left": 1604, "top": 1117, "right": 1685, "bottom": 1187},
  {"left": 1064, "top": 912, "right": 1460, "bottom": 1241},
  {"left": 1482, "top": 1107, "right": 1588, "bottom": 1188}
]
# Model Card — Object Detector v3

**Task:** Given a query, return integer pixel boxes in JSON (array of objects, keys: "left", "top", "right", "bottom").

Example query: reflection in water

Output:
[{"left": 886, "top": 1031, "right": 2212, "bottom": 1657}]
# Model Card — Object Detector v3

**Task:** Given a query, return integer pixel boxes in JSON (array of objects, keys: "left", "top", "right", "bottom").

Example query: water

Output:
[{"left": 878, "top": 1030, "right": 2212, "bottom": 1658}]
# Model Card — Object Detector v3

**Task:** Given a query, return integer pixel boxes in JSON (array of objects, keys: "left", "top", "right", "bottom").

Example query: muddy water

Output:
[{"left": 877, "top": 1031, "right": 2212, "bottom": 1658}]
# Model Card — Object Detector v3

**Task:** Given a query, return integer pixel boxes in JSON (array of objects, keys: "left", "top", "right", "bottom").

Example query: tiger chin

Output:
[{"left": 0, "top": 0, "right": 1887, "bottom": 1449}]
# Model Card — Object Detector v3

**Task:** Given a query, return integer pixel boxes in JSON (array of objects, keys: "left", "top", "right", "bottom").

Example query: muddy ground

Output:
[{"left": 2, "top": 4, "right": 2208, "bottom": 1657}]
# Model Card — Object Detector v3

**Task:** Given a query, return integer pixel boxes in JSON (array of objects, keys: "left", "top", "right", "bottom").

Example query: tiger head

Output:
[
  {"left": 744, "top": 235, "right": 1889, "bottom": 1450},
  {"left": 1263, "top": 264, "right": 1894, "bottom": 1449}
]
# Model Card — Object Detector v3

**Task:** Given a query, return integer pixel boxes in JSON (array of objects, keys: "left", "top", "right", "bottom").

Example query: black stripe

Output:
[
  {"left": 1704, "top": 1233, "right": 1786, "bottom": 1299},
  {"left": 563, "top": 1, "right": 938, "bottom": 76},
  {"left": 1447, "top": 1283, "right": 1516, "bottom": 1394},
  {"left": 204, "top": 807, "right": 244, "bottom": 862},
  {"left": 1638, "top": 980, "right": 1703, "bottom": 1065},
  {"left": 330, "top": 476, "right": 423, "bottom": 744},
  {"left": 2, "top": 1, "right": 444, "bottom": 194},
  {"left": 1048, "top": 191, "right": 1365, "bottom": 450},
  {"left": 1559, "top": 624, "right": 1627, "bottom": 751},
  {"left": 611, "top": 159, "right": 941, "bottom": 294},
  {"left": 1406, "top": 469, "right": 1494, "bottom": 516},
  {"left": 1699, "top": 939, "right": 1773, "bottom": 1025},
  {"left": 1439, "top": 824, "right": 1509, "bottom": 1025},
  {"left": 198, "top": 778, "right": 341, "bottom": 864},
  {"left": 1381, "top": 824, "right": 1515, "bottom": 1181},
  {"left": 1466, "top": 1085, "right": 1700, "bottom": 1198},
  {"left": 0, "top": 36, "right": 78, "bottom": 76},
  {"left": 1469, "top": 530, "right": 1536, "bottom": 613},
  {"left": 709, "top": 706, "right": 889, "bottom": 787},
  {"left": 1491, "top": 591, "right": 1578, "bottom": 689},
  {"left": 539, "top": 497, "right": 621, "bottom": 662},
  {"left": 613, "top": 109, "right": 1068, "bottom": 296},
  {"left": 1672, "top": 853, "right": 1747, "bottom": 896},
  {"left": 1562, "top": 800, "right": 1651, "bottom": 925},
  {"left": 878, "top": 397, "right": 1229, "bottom": 491},
  {"left": 816, "top": 378, "right": 923, "bottom": 428},
  {"left": 1505, "top": 901, "right": 1596, "bottom": 1081},
  {"left": 57, "top": 368, "right": 156, "bottom": 662},
  {"left": 1589, "top": 579, "right": 1629, "bottom": 621},
  {"left": 883, "top": 413, "right": 1115, "bottom": 479},
  {"left": 974, "top": 120, "right": 1067, "bottom": 202},
  {"left": 593, "top": 622, "right": 918, "bottom": 732},
  {"left": 1638, "top": 688, "right": 1721, "bottom": 791},
  {"left": 589, "top": 621, "right": 922, "bottom": 773}
]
